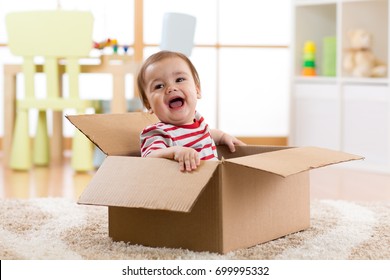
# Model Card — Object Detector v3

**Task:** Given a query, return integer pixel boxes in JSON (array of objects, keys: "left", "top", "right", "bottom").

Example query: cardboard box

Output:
[{"left": 67, "top": 113, "right": 362, "bottom": 254}]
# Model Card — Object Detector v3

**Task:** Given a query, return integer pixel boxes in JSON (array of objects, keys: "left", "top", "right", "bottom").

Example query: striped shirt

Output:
[{"left": 140, "top": 111, "right": 218, "bottom": 160}]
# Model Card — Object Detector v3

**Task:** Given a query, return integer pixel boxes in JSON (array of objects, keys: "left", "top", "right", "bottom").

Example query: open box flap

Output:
[
  {"left": 78, "top": 156, "right": 220, "bottom": 212},
  {"left": 226, "top": 146, "right": 363, "bottom": 177},
  {"left": 66, "top": 113, "right": 159, "bottom": 156},
  {"left": 217, "top": 144, "right": 291, "bottom": 160}
]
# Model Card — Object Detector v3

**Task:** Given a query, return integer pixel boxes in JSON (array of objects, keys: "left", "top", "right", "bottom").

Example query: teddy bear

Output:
[{"left": 343, "top": 29, "right": 387, "bottom": 78}]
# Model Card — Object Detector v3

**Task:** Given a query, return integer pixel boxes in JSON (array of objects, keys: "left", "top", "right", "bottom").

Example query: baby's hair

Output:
[{"left": 137, "top": 51, "right": 201, "bottom": 109}]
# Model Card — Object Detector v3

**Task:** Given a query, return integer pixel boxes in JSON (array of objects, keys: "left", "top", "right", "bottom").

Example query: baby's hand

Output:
[
  {"left": 173, "top": 147, "right": 201, "bottom": 172},
  {"left": 220, "top": 133, "right": 246, "bottom": 152}
]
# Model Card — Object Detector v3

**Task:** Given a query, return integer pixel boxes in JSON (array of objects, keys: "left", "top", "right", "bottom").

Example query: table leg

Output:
[
  {"left": 3, "top": 70, "right": 17, "bottom": 166},
  {"left": 111, "top": 73, "right": 127, "bottom": 113},
  {"left": 50, "top": 70, "right": 63, "bottom": 164}
]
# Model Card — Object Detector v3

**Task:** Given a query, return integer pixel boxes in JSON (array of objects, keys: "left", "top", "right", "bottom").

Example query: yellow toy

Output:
[
  {"left": 343, "top": 29, "right": 387, "bottom": 77},
  {"left": 302, "top": 41, "right": 316, "bottom": 76}
]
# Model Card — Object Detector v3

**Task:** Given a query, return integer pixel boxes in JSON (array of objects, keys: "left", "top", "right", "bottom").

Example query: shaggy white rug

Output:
[{"left": 1, "top": 198, "right": 389, "bottom": 260}]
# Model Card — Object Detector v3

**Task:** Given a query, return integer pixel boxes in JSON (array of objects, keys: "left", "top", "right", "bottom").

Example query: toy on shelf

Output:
[
  {"left": 343, "top": 29, "right": 387, "bottom": 78},
  {"left": 302, "top": 41, "right": 316, "bottom": 76},
  {"left": 322, "top": 36, "right": 337, "bottom": 77},
  {"left": 93, "top": 38, "right": 130, "bottom": 54}
]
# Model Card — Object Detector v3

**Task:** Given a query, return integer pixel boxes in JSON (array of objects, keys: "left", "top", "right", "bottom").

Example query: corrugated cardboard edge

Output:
[
  {"left": 217, "top": 144, "right": 292, "bottom": 160},
  {"left": 66, "top": 112, "right": 159, "bottom": 156},
  {"left": 78, "top": 156, "right": 220, "bottom": 212},
  {"left": 226, "top": 146, "right": 364, "bottom": 177}
]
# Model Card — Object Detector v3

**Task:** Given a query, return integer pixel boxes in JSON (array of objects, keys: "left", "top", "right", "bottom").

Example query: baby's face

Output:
[{"left": 144, "top": 56, "right": 201, "bottom": 125}]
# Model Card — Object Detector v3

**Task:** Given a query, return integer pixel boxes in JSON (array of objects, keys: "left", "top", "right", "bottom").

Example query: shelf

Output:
[
  {"left": 294, "top": 3, "right": 337, "bottom": 77},
  {"left": 295, "top": 0, "right": 338, "bottom": 6},
  {"left": 342, "top": 0, "right": 387, "bottom": 3},
  {"left": 294, "top": 76, "right": 338, "bottom": 83},
  {"left": 341, "top": 77, "right": 389, "bottom": 85},
  {"left": 291, "top": 0, "right": 390, "bottom": 173},
  {"left": 296, "top": 0, "right": 387, "bottom": 5},
  {"left": 341, "top": 0, "right": 388, "bottom": 77},
  {"left": 294, "top": 0, "right": 388, "bottom": 79},
  {"left": 294, "top": 76, "right": 389, "bottom": 85}
]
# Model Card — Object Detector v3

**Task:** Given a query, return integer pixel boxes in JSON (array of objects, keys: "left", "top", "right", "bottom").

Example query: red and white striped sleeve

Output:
[{"left": 140, "top": 124, "right": 173, "bottom": 157}]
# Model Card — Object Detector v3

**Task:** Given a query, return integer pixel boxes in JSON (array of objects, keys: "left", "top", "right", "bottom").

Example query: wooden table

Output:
[{"left": 3, "top": 55, "right": 140, "bottom": 164}]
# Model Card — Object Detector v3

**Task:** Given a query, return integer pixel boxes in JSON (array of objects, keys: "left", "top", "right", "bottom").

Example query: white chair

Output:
[{"left": 160, "top": 12, "right": 196, "bottom": 57}]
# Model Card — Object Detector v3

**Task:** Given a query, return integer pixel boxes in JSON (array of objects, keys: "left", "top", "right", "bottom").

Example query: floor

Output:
[
  {"left": 1, "top": 153, "right": 390, "bottom": 202},
  {"left": 0, "top": 153, "right": 93, "bottom": 200}
]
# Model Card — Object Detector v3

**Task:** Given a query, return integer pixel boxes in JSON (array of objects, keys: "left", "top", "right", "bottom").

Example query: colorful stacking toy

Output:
[
  {"left": 93, "top": 38, "right": 128, "bottom": 54},
  {"left": 302, "top": 41, "right": 316, "bottom": 76}
]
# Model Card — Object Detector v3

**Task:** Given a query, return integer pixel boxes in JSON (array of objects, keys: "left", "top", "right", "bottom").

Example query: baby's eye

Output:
[
  {"left": 176, "top": 77, "right": 185, "bottom": 83},
  {"left": 154, "top": 84, "right": 164, "bottom": 90}
]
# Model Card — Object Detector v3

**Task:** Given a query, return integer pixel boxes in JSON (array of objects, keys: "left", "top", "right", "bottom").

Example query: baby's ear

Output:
[
  {"left": 148, "top": 108, "right": 154, "bottom": 114},
  {"left": 196, "top": 87, "right": 202, "bottom": 99}
]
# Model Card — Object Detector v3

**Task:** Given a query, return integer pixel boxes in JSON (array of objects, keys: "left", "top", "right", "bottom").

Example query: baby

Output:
[{"left": 137, "top": 51, "right": 245, "bottom": 171}]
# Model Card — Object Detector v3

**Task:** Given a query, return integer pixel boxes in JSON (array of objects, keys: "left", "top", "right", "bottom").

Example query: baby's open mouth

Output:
[{"left": 169, "top": 97, "right": 184, "bottom": 109}]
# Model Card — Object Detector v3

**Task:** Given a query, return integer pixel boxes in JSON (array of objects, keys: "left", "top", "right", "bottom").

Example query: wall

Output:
[{"left": 0, "top": 0, "right": 292, "bottom": 138}]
